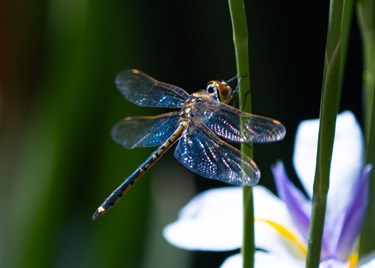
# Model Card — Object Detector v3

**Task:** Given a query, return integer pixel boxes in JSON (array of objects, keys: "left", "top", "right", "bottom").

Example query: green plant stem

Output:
[
  {"left": 306, "top": 0, "right": 353, "bottom": 267},
  {"left": 228, "top": 1, "right": 254, "bottom": 267},
  {"left": 357, "top": 0, "right": 375, "bottom": 258}
]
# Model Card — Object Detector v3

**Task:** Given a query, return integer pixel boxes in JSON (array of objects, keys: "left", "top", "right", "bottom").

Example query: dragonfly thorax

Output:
[
  {"left": 179, "top": 92, "right": 217, "bottom": 120},
  {"left": 179, "top": 94, "right": 200, "bottom": 119}
]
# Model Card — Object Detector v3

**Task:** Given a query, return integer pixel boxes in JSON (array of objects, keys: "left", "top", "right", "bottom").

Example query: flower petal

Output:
[
  {"left": 220, "top": 253, "right": 242, "bottom": 268},
  {"left": 221, "top": 251, "right": 305, "bottom": 268},
  {"left": 293, "top": 111, "right": 364, "bottom": 220},
  {"left": 357, "top": 251, "right": 375, "bottom": 267},
  {"left": 327, "top": 164, "right": 372, "bottom": 260},
  {"left": 163, "top": 185, "right": 300, "bottom": 252},
  {"left": 360, "top": 257, "right": 375, "bottom": 268},
  {"left": 254, "top": 219, "right": 306, "bottom": 259},
  {"left": 253, "top": 187, "right": 306, "bottom": 258},
  {"left": 253, "top": 186, "right": 292, "bottom": 226},
  {"left": 163, "top": 187, "right": 243, "bottom": 251},
  {"left": 272, "top": 161, "right": 311, "bottom": 242},
  {"left": 319, "top": 258, "right": 349, "bottom": 267}
]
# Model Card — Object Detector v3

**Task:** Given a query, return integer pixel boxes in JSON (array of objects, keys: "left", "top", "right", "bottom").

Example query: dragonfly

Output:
[{"left": 92, "top": 69, "right": 286, "bottom": 220}]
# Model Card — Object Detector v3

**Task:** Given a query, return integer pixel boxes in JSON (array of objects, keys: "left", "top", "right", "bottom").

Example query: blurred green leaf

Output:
[
  {"left": 306, "top": 0, "right": 353, "bottom": 267},
  {"left": 357, "top": 0, "right": 375, "bottom": 258}
]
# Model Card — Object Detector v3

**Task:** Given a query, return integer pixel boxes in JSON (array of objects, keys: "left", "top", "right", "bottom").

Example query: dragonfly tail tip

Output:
[{"left": 92, "top": 206, "right": 106, "bottom": 220}]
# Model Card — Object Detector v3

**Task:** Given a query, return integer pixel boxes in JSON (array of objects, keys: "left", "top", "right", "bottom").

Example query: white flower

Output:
[{"left": 163, "top": 111, "right": 374, "bottom": 267}]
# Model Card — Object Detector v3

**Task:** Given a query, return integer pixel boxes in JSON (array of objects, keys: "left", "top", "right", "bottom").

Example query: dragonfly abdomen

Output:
[{"left": 92, "top": 120, "right": 188, "bottom": 220}]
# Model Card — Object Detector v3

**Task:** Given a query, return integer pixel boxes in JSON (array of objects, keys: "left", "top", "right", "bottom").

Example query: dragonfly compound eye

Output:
[
  {"left": 206, "top": 81, "right": 220, "bottom": 101},
  {"left": 216, "top": 81, "right": 232, "bottom": 103}
]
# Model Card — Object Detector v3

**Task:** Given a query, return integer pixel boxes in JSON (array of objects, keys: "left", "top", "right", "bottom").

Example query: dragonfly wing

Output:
[
  {"left": 174, "top": 119, "right": 260, "bottom": 186},
  {"left": 111, "top": 111, "right": 180, "bottom": 149},
  {"left": 239, "top": 112, "right": 286, "bottom": 142},
  {"left": 194, "top": 100, "right": 286, "bottom": 143},
  {"left": 115, "top": 69, "right": 190, "bottom": 108}
]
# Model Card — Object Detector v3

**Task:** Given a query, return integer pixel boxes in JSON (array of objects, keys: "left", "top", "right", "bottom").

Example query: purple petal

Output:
[
  {"left": 319, "top": 258, "right": 349, "bottom": 267},
  {"left": 272, "top": 161, "right": 311, "bottom": 242},
  {"left": 326, "top": 164, "right": 372, "bottom": 260}
]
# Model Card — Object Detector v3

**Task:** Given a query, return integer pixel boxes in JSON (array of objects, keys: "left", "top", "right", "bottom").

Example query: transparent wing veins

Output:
[
  {"left": 111, "top": 112, "right": 180, "bottom": 149},
  {"left": 174, "top": 119, "right": 260, "bottom": 186},
  {"left": 193, "top": 100, "right": 286, "bottom": 143},
  {"left": 115, "top": 69, "right": 190, "bottom": 108}
]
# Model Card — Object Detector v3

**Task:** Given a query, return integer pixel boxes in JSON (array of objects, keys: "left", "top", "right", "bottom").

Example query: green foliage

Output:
[
  {"left": 228, "top": 1, "right": 254, "bottom": 267},
  {"left": 306, "top": 0, "right": 354, "bottom": 267},
  {"left": 357, "top": 0, "right": 375, "bottom": 257}
]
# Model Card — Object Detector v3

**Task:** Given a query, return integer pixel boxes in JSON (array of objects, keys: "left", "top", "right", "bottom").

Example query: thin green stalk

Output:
[
  {"left": 228, "top": 1, "right": 254, "bottom": 267},
  {"left": 306, "top": 0, "right": 353, "bottom": 267},
  {"left": 357, "top": 0, "right": 375, "bottom": 258}
]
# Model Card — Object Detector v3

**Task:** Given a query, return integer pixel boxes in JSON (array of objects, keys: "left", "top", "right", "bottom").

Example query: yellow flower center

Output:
[
  {"left": 256, "top": 218, "right": 359, "bottom": 266},
  {"left": 348, "top": 253, "right": 358, "bottom": 267},
  {"left": 256, "top": 218, "right": 307, "bottom": 257}
]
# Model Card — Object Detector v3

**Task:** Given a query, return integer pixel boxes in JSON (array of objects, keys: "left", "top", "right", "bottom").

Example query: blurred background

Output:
[{"left": 0, "top": 1, "right": 363, "bottom": 267}]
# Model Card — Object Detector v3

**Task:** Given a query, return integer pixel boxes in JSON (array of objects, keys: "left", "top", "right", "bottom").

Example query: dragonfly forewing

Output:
[
  {"left": 194, "top": 100, "right": 286, "bottom": 143},
  {"left": 115, "top": 69, "right": 190, "bottom": 108},
  {"left": 240, "top": 113, "right": 286, "bottom": 143}
]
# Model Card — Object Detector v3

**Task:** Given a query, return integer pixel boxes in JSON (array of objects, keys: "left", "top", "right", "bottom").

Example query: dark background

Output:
[{"left": 0, "top": 1, "right": 363, "bottom": 267}]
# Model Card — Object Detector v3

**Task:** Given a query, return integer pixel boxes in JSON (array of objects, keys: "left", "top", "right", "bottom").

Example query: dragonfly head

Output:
[{"left": 206, "top": 80, "right": 233, "bottom": 103}]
